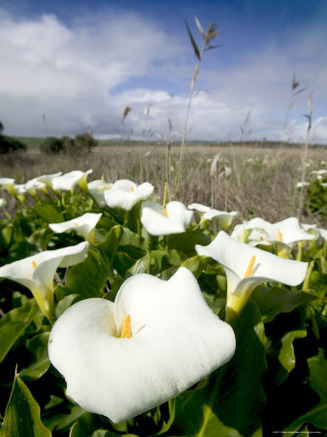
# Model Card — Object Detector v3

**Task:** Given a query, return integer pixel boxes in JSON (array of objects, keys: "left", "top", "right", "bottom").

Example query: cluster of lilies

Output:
[{"left": 0, "top": 168, "right": 321, "bottom": 424}]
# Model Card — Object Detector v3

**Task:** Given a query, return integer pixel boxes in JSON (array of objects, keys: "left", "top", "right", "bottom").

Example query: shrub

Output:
[
  {"left": 40, "top": 136, "right": 65, "bottom": 155},
  {"left": 0, "top": 135, "right": 27, "bottom": 154},
  {"left": 40, "top": 132, "right": 98, "bottom": 155}
]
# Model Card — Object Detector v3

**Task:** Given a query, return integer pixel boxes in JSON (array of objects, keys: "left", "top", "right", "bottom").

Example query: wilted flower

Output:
[
  {"left": 0, "top": 242, "right": 89, "bottom": 320},
  {"left": 49, "top": 213, "right": 102, "bottom": 243},
  {"left": 48, "top": 267, "right": 236, "bottom": 423},
  {"left": 52, "top": 170, "right": 93, "bottom": 191},
  {"left": 104, "top": 179, "right": 154, "bottom": 211},
  {"left": 196, "top": 231, "right": 308, "bottom": 320},
  {"left": 141, "top": 201, "right": 193, "bottom": 235}
]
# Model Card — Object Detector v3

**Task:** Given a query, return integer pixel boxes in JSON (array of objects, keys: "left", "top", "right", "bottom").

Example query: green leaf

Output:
[
  {"left": 253, "top": 285, "right": 317, "bottom": 322},
  {"left": 181, "top": 255, "right": 204, "bottom": 278},
  {"left": 34, "top": 204, "right": 63, "bottom": 223},
  {"left": 0, "top": 300, "right": 40, "bottom": 363},
  {"left": 63, "top": 247, "right": 109, "bottom": 298},
  {"left": 285, "top": 348, "right": 327, "bottom": 430},
  {"left": 62, "top": 225, "right": 124, "bottom": 299},
  {"left": 45, "top": 404, "right": 85, "bottom": 432},
  {"left": 20, "top": 332, "right": 51, "bottom": 380},
  {"left": 167, "top": 229, "right": 210, "bottom": 256},
  {"left": 173, "top": 301, "right": 267, "bottom": 437},
  {"left": 0, "top": 371, "right": 52, "bottom": 437}
]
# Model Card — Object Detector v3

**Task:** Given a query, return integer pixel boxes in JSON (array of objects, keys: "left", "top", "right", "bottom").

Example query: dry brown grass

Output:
[{"left": 1, "top": 143, "right": 326, "bottom": 225}]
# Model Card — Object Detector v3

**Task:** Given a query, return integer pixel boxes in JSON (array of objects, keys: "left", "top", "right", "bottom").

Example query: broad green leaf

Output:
[
  {"left": 20, "top": 332, "right": 51, "bottom": 380},
  {"left": 181, "top": 255, "right": 204, "bottom": 278},
  {"left": 173, "top": 301, "right": 267, "bottom": 437},
  {"left": 69, "top": 413, "right": 126, "bottom": 437},
  {"left": 34, "top": 204, "right": 63, "bottom": 223},
  {"left": 63, "top": 247, "right": 109, "bottom": 298},
  {"left": 285, "top": 348, "right": 327, "bottom": 430},
  {"left": 0, "top": 300, "right": 40, "bottom": 363},
  {"left": 100, "top": 225, "right": 124, "bottom": 262},
  {"left": 167, "top": 229, "right": 210, "bottom": 255},
  {"left": 45, "top": 404, "right": 85, "bottom": 432},
  {"left": 0, "top": 372, "right": 51, "bottom": 437},
  {"left": 119, "top": 227, "right": 146, "bottom": 254},
  {"left": 253, "top": 285, "right": 317, "bottom": 322}
]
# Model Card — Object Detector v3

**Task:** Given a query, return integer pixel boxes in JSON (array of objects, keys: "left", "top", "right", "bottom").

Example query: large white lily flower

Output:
[
  {"left": 104, "top": 179, "right": 154, "bottom": 211},
  {"left": 52, "top": 170, "right": 93, "bottom": 191},
  {"left": 88, "top": 179, "right": 113, "bottom": 206},
  {"left": 49, "top": 213, "right": 102, "bottom": 242},
  {"left": 0, "top": 198, "right": 6, "bottom": 207},
  {"left": 188, "top": 203, "right": 237, "bottom": 230},
  {"left": 0, "top": 242, "right": 89, "bottom": 320},
  {"left": 48, "top": 267, "right": 235, "bottom": 423},
  {"left": 141, "top": 201, "right": 193, "bottom": 236},
  {"left": 196, "top": 231, "right": 308, "bottom": 319},
  {"left": 231, "top": 217, "right": 315, "bottom": 247}
]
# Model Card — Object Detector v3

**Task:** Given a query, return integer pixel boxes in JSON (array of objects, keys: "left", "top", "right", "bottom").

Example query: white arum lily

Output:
[
  {"left": 196, "top": 231, "right": 308, "bottom": 321},
  {"left": 49, "top": 213, "right": 102, "bottom": 243},
  {"left": 23, "top": 179, "right": 47, "bottom": 196},
  {"left": 141, "top": 201, "right": 193, "bottom": 235},
  {"left": 52, "top": 170, "right": 93, "bottom": 191},
  {"left": 188, "top": 203, "right": 237, "bottom": 231},
  {"left": 104, "top": 179, "right": 154, "bottom": 211},
  {"left": 232, "top": 217, "right": 315, "bottom": 248},
  {"left": 48, "top": 267, "right": 236, "bottom": 423},
  {"left": 88, "top": 179, "right": 113, "bottom": 206},
  {"left": 28, "top": 172, "right": 62, "bottom": 193},
  {"left": 0, "top": 242, "right": 89, "bottom": 321}
]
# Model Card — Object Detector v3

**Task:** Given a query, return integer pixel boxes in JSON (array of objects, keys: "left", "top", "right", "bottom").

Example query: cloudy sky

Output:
[{"left": 1, "top": 0, "right": 327, "bottom": 143}]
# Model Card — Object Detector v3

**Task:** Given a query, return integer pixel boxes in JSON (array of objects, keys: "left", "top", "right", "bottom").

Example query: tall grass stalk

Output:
[
  {"left": 120, "top": 106, "right": 132, "bottom": 145},
  {"left": 298, "top": 92, "right": 313, "bottom": 220},
  {"left": 177, "top": 18, "right": 219, "bottom": 190}
]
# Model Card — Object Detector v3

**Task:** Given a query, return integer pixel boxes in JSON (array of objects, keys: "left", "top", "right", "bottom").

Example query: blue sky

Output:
[{"left": 1, "top": 0, "right": 327, "bottom": 143}]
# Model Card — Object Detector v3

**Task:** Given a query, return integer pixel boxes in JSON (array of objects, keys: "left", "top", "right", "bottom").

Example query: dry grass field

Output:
[{"left": 1, "top": 142, "right": 327, "bottom": 225}]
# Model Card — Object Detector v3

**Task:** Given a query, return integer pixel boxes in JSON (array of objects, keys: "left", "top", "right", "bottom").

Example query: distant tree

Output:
[
  {"left": 74, "top": 132, "right": 98, "bottom": 153},
  {"left": 0, "top": 121, "right": 27, "bottom": 154},
  {"left": 40, "top": 132, "right": 98, "bottom": 155},
  {"left": 40, "top": 137, "right": 65, "bottom": 155}
]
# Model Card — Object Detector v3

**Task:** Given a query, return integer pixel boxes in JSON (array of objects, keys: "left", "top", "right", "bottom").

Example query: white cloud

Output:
[{"left": 0, "top": 8, "right": 326, "bottom": 144}]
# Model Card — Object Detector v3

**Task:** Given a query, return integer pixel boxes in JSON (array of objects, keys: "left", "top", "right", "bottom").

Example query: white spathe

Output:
[
  {"left": 88, "top": 179, "right": 112, "bottom": 206},
  {"left": 231, "top": 217, "right": 315, "bottom": 246},
  {"left": 104, "top": 179, "right": 154, "bottom": 211},
  {"left": 49, "top": 213, "right": 102, "bottom": 241},
  {"left": 52, "top": 170, "right": 93, "bottom": 191},
  {"left": 188, "top": 203, "right": 237, "bottom": 230},
  {"left": 0, "top": 241, "right": 89, "bottom": 319},
  {"left": 196, "top": 231, "right": 308, "bottom": 317},
  {"left": 141, "top": 201, "right": 193, "bottom": 235},
  {"left": 48, "top": 267, "right": 236, "bottom": 423}
]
